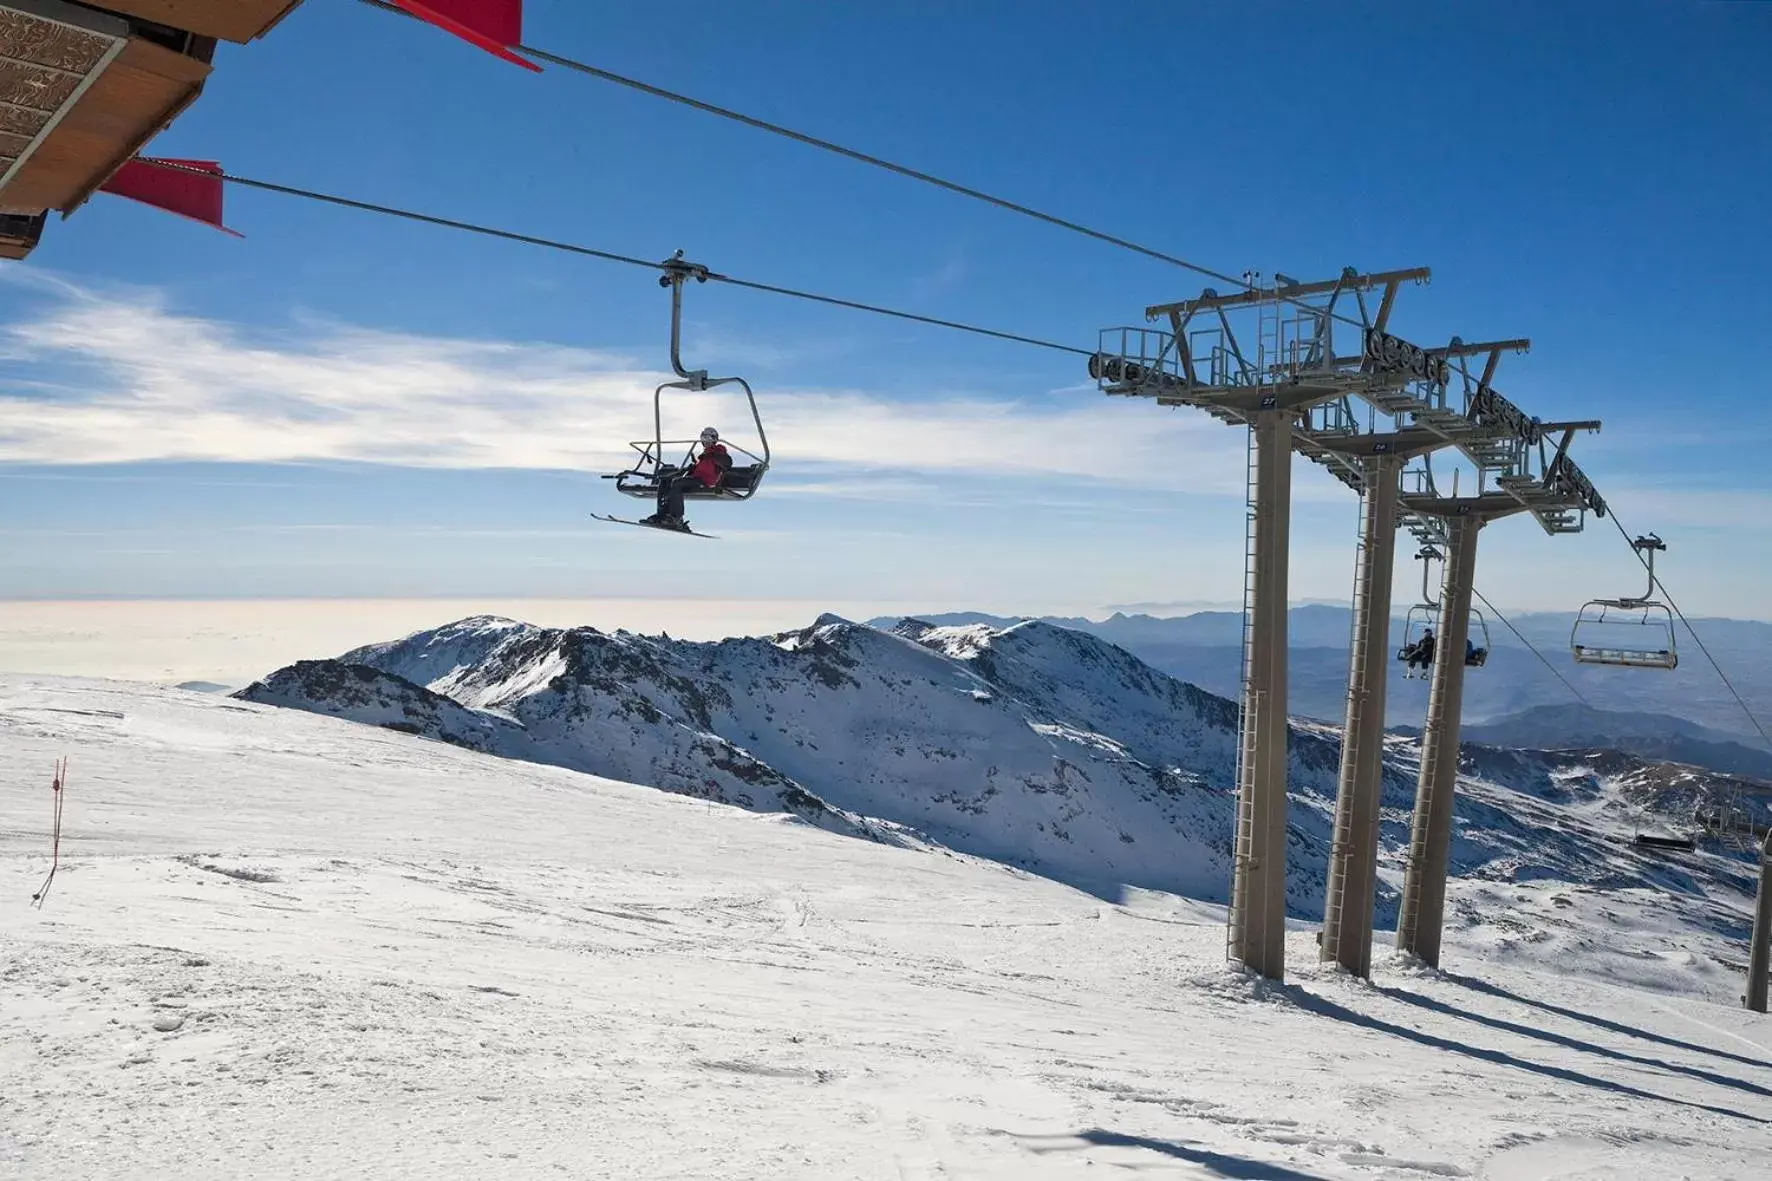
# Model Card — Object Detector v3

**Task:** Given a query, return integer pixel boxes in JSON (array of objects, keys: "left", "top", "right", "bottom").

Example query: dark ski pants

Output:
[{"left": 657, "top": 475, "right": 704, "bottom": 520}]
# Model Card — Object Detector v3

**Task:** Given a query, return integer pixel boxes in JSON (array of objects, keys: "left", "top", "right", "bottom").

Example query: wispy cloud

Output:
[
  {"left": 0, "top": 273, "right": 1269, "bottom": 497},
  {"left": 910, "top": 251, "right": 969, "bottom": 300}
]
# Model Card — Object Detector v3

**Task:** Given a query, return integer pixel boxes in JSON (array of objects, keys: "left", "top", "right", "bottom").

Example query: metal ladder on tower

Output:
[
  {"left": 1256, "top": 281, "right": 1283, "bottom": 384},
  {"left": 1228, "top": 419, "right": 1263, "bottom": 961}
]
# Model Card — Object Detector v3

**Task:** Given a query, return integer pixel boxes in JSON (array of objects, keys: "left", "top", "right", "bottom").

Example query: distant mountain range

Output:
[
  {"left": 1455, "top": 703, "right": 1772, "bottom": 782},
  {"left": 865, "top": 606, "right": 1772, "bottom": 746},
  {"left": 237, "top": 613, "right": 1768, "bottom": 921}
]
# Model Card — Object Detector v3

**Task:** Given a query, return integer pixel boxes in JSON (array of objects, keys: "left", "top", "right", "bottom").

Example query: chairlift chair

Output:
[
  {"left": 605, "top": 252, "right": 771, "bottom": 505},
  {"left": 1570, "top": 534, "right": 1678, "bottom": 670},
  {"left": 1395, "top": 545, "right": 1491, "bottom": 679}
]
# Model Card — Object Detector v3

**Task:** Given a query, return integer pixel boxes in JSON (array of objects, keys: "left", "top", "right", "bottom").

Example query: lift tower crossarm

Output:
[
  {"left": 1398, "top": 493, "right": 1536, "bottom": 520},
  {"left": 1145, "top": 266, "right": 1432, "bottom": 320},
  {"left": 1301, "top": 429, "right": 1453, "bottom": 459},
  {"left": 1428, "top": 338, "right": 1531, "bottom": 358}
]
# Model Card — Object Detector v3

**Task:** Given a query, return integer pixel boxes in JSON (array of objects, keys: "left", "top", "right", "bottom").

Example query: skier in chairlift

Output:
[
  {"left": 641, "top": 426, "right": 731, "bottom": 531},
  {"left": 1404, "top": 627, "right": 1436, "bottom": 673}
]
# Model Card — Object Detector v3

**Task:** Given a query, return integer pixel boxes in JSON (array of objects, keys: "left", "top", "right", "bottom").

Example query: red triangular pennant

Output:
[
  {"left": 99, "top": 158, "right": 243, "bottom": 237},
  {"left": 391, "top": 0, "right": 539, "bottom": 71}
]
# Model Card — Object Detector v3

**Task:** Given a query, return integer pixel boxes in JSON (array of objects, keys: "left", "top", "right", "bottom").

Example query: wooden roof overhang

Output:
[
  {"left": 87, "top": 2, "right": 300, "bottom": 44},
  {"left": 0, "top": 0, "right": 302, "bottom": 258}
]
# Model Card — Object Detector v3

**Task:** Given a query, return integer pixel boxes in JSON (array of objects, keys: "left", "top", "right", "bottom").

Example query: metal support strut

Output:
[
  {"left": 1322, "top": 455, "right": 1401, "bottom": 976},
  {"left": 1396, "top": 514, "right": 1481, "bottom": 966},
  {"left": 1229, "top": 408, "right": 1293, "bottom": 981}
]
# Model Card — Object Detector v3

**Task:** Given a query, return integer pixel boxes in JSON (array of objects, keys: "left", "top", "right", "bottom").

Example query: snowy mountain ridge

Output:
[
  {"left": 239, "top": 613, "right": 1765, "bottom": 930},
  {"left": 246, "top": 612, "right": 1319, "bottom": 908}
]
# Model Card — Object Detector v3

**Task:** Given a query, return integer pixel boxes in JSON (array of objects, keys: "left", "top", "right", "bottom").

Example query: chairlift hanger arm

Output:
[
  {"left": 1416, "top": 545, "right": 1442, "bottom": 609},
  {"left": 659, "top": 251, "right": 719, "bottom": 388}
]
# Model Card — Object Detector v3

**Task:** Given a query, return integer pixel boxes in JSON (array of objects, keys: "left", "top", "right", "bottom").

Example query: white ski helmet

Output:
[{"left": 699, "top": 426, "right": 720, "bottom": 443}]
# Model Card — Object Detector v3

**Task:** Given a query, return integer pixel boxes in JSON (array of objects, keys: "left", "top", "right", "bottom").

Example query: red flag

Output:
[
  {"left": 391, "top": 0, "right": 539, "bottom": 72},
  {"left": 98, "top": 158, "right": 243, "bottom": 237}
]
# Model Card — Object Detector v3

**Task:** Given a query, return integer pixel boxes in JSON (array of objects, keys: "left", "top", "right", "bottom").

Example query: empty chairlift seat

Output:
[{"left": 1569, "top": 534, "right": 1678, "bottom": 671}]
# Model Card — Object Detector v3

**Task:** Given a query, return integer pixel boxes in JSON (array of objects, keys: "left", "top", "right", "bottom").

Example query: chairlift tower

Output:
[
  {"left": 1270, "top": 319, "right": 1602, "bottom": 976},
  {"left": 1302, "top": 335, "right": 1601, "bottom": 977},
  {"left": 1388, "top": 411, "right": 1606, "bottom": 968},
  {"left": 1093, "top": 265, "right": 1442, "bottom": 980},
  {"left": 1096, "top": 269, "right": 1608, "bottom": 980},
  {"left": 1290, "top": 333, "right": 1532, "bottom": 978}
]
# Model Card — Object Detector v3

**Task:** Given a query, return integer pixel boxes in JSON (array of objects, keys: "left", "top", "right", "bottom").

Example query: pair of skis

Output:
[{"left": 590, "top": 513, "right": 717, "bottom": 539}]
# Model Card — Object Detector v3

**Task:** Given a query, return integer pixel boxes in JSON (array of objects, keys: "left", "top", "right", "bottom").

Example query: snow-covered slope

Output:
[
  {"left": 4, "top": 674, "right": 1769, "bottom": 1178},
  {"left": 241, "top": 613, "right": 1768, "bottom": 932}
]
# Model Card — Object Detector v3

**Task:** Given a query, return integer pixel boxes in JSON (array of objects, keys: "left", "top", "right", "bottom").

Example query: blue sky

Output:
[{"left": 3, "top": 0, "right": 1770, "bottom": 619}]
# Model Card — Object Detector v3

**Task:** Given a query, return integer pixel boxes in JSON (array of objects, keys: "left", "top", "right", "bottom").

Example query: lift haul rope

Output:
[
  {"left": 29, "top": 757, "right": 67, "bottom": 908},
  {"left": 1471, "top": 588, "right": 1592, "bottom": 708},
  {"left": 135, "top": 161, "right": 1090, "bottom": 358},
  {"left": 354, "top": 0, "right": 1374, "bottom": 328}
]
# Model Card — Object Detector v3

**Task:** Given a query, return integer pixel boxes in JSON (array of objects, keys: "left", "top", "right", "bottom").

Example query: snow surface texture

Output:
[{"left": 3, "top": 674, "right": 1770, "bottom": 1178}]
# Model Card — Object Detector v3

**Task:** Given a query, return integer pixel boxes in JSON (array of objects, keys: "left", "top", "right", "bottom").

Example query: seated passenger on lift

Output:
[
  {"left": 1403, "top": 628, "right": 1435, "bottom": 672},
  {"left": 641, "top": 426, "right": 731, "bottom": 531}
]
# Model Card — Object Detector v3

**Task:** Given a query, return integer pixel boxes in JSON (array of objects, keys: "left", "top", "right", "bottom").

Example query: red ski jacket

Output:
[{"left": 690, "top": 442, "right": 731, "bottom": 487}]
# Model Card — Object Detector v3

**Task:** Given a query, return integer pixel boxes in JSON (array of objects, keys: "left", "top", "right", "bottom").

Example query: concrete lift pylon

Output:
[
  {"left": 1390, "top": 497, "right": 1525, "bottom": 966},
  {"left": 1094, "top": 267, "right": 1608, "bottom": 982},
  {"left": 1094, "top": 265, "right": 1440, "bottom": 980},
  {"left": 1308, "top": 433, "right": 1449, "bottom": 978},
  {"left": 1309, "top": 334, "right": 1597, "bottom": 978},
  {"left": 1378, "top": 415, "right": 1604, "bottom": 969},
  {"left": 1294, "top": 320, "right": 1604, "bottom": 976}
]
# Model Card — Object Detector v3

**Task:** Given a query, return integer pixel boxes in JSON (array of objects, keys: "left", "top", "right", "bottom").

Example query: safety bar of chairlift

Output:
[
  {"left": 615, "top": 439, "right": 769, "bottom": 481},
  {"left": 624, "top": 438, "right": 767, "bottom": 465},
  {"left": 605, "top": 436, "right": 770, "bottom": 501}
]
